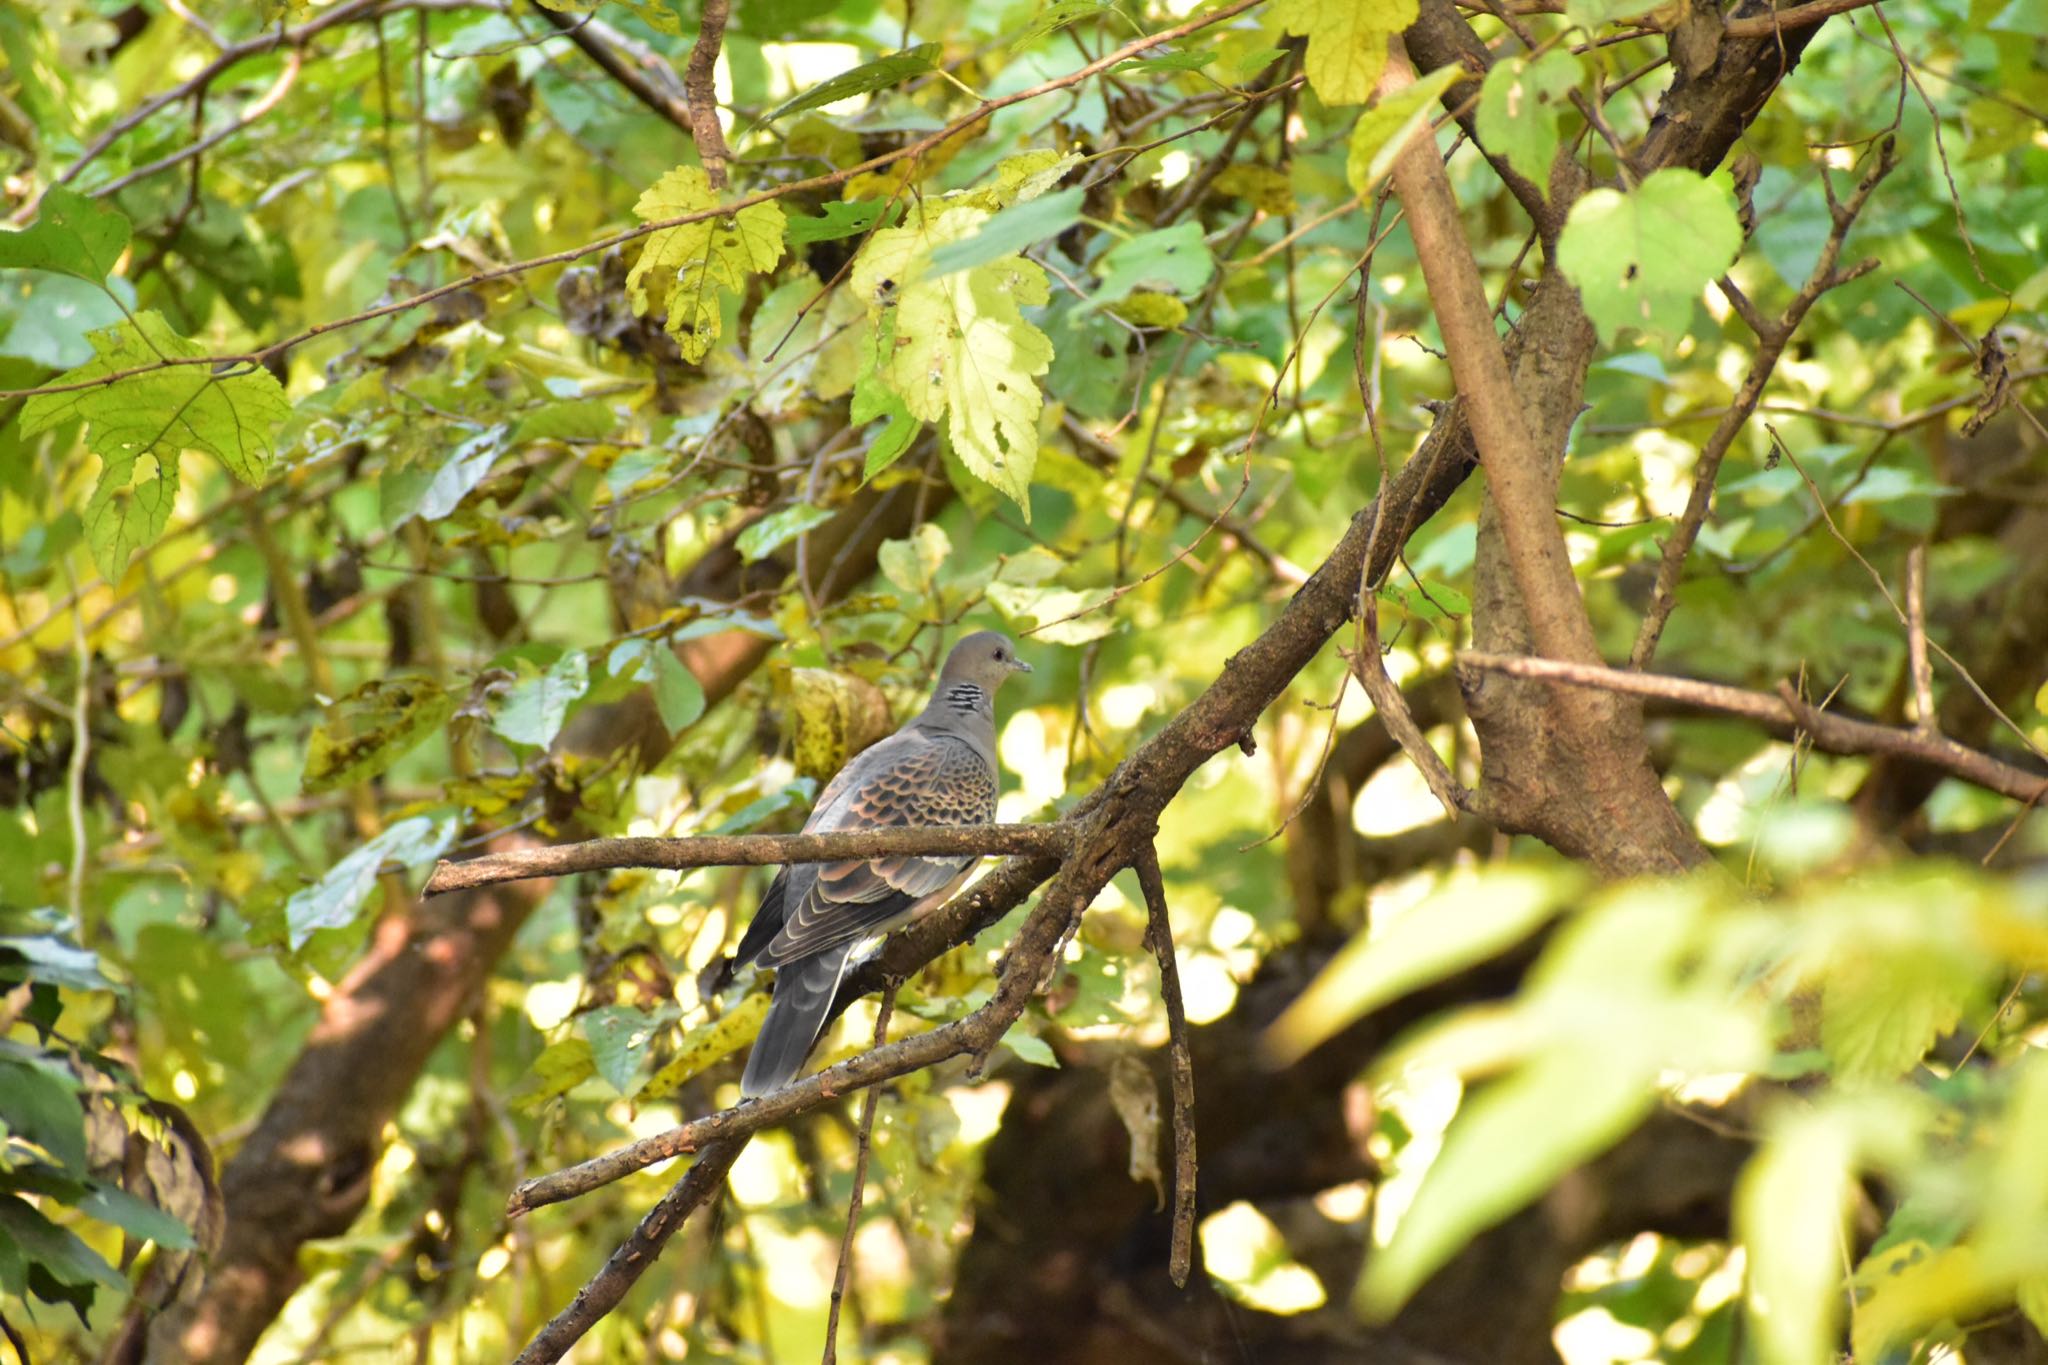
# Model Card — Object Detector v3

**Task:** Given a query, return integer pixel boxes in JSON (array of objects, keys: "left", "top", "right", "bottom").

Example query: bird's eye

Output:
[{"left": 995, "top": 648, "right": 1006, "bottom": 660}]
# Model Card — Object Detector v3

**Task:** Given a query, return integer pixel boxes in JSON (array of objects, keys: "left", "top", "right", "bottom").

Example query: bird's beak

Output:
[{"left": 1014, "top": 659, "right": 1033, "bottom": 674}]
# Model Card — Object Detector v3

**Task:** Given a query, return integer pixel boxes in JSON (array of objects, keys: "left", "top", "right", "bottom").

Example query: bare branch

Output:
[
  {"left": 683, "top": 0, "right": 732, "bottom": 187},
  {"left": 1459, "top": 653, "right": 2048, "bottom": 804},
  {"left": 421, "top": 823, "right": 1072, "bottom": 896},
  {"left": 1134, "top": 844, "right": 1197, "bottom": 1290}
]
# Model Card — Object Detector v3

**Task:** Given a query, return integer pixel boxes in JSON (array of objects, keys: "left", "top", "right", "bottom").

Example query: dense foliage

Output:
[{"left": 2, "top": 0, "right": 2046, "bottom": 1361}]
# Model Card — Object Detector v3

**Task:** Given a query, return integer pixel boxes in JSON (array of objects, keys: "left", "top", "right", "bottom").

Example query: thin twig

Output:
[
  {"left": 1133, "top": 844, "right": 1197, "bottom": 1289},
  {"left": 1905, "top": 543, "right": 1934, "bottom": 734},
  {"left": 821, "top": 984, "right": 897, "bottom": 1365}
]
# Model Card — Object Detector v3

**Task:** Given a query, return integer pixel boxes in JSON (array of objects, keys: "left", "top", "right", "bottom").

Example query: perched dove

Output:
[{"left": 734, "top": 631, "right": 1032, "bottom": 1097}]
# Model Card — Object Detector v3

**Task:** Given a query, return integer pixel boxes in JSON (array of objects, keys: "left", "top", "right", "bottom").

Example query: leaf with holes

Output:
[
  {"left": 1557, "top": 169, "right": 1743, "bottom": 343},
  {"left": 626, "top": 167, "right": 786, "bottom": 363},
  {"left": 850, "top": 206, "right": 1054, "bottom": 512},
  {"left": 1475, "top": 51, "right": 1582, "bottom": 188}
]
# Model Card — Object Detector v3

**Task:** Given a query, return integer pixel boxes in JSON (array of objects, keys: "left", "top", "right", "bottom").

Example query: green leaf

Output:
[
  {"left": 850, "top": 207, "right": 1054, "bottom": 511},
  {"left": 1738, "top": 1107, "right": 1858, "bottom": 1365},
  {"left": 0, "top": 1194, "right": 125, "bottom": 1299},
  {"left": 509, "top": 1037, "right": 596, "bottom": 1111},
  {"left": 650, "top": 648, "right": 706, "bottom": 732},
  {"left": 1557, "top": 169, "right": 1744, "bottom": 343},
  {"left": 1269, "top": 0, "right": 1419, "bottom": 105},
  {"left": 928, "top": 187, "right": 1085, "bottom": 279},
  {"left": 0, "top": 271, "right": 130, "bottom": 368},
  {"left": 0, "top": 187, "right": 130, "bottom": 283},
  {"left": 1361, "top": 1046, "right": 1656, "bottom": 1315},
  {"left": 1010, "top": 0, "right": 1116, "bottom": 50},
  {"left": 637, "top": 994, "right": 770, "bottom": 1100},
  {"left": 878, "top": 523, "right": 951, "bottom": 594},
  {"left": 786, "top": 199, "right": 885, "bottom": 247},
  {"left": 1563, "top": 0, "right": 1664, "bottom": 29},
  {"left": 986, "top": 581, "right": 1115, "bottom": 645},
  {"left": 414, "top": 426, "right": 506, "bottom": 522},
  {"left": 77, "top": 1181, "right": 195, "bottom": 1251},
  {"left": 737, "top": 503, "right": 835, "bottom": 563},
  {"left": 757, "top": 44, "right": 938, "bottom": 124},
  {"left": 0, "top": 1058, "right": 88, "bottom": 1174},
  {"left": 1344, "top": 65, "right": 1461, "bottom": 197},
  {"left": 303, "top": 676, "right": 457, "bottom": 794},
  {"left": 1474, "top": 51, "right": 1581, "bottom": 188},
  {"left": 1005, "top": 1030, "right": 1059, "bottom": 1067},
  {"left": 285, "top": 816, "right": 456, "bottom": 950},
  {"left": 583, "top": 1004, "right": 661, "bottom": 1093},
  {"left": 626, "top": 167, "right": 787, "bottom": 363},
  {"left": 1085, "top": 222, "right": 1215, "bottom": 312},
  {"left": 492, "top": 650, "right": 590, "bottom": 748},
  {"left": 0, "top": 931, "right": 114, "bottom": 993},
  {"left": 1266, "top": 867, "right": 1575, "bottom": 1064},
  {"left": 20, "top": 313, "right": 289, "bottom": 577},
  {"left": 1820, "top": 951, "right": 1969, "bottom": 1083}
]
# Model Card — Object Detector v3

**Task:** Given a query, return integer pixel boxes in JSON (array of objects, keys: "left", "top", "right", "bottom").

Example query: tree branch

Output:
[
  {"left": 682, "top": 0, "right": 732, "bottom": 188},
  {"left": 421, "top": 823, "right": 1073, "bottom": 896},
  {"left": 1134, "top": 843, "right": 1198, "bottom": 1290},
  {"left": 1460, "top": 652, "right": 2048, "bottom": 803}
]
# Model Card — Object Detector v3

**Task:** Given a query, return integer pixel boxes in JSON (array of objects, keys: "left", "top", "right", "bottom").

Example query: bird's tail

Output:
[{"left": 741, "top": 942, "right": 856, "bottom": 1099}]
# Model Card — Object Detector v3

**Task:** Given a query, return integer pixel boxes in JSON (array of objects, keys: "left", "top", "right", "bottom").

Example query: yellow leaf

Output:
[
  {"left": 1270, "top": 0, "right": 1420, "bottom": 106},
  {"left": 625, "top": 166, "right": 786, "bottom": 363}
]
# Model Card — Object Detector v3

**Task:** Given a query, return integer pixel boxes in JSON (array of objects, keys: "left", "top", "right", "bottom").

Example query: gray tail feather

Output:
[{"left": 741, "top": 943, "right": 855, "bottom": 1098}]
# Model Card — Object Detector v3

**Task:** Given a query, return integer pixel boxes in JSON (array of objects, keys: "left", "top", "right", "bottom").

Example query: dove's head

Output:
[{"left": 940, "top": 631, "right": 1032, "bottom": 694}]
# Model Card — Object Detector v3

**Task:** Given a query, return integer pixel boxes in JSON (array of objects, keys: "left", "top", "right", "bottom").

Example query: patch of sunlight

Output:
[
  {"left": 681, "top": 904, "right": 728, "bottom": 973},
  {"left": 630, "top": 772, "right": 686, "bottom": 833},
  {"left": 760, "top": 42, "right": 867, "bottom": 111},
  {"left": 754, "top": 1220, "right": 838, "bottom": 1309},
  {"left": 1630, "top": 427, "right": 1697, "bottom": 525},
  {"left": 947, "top": 1080, "right": 1012, "bottom": 1146},
  {"left": 1200, "top": 1201, "right": 1328, "bottom": 1314},
  {"left": 1155, "top": 148, "right": 1194, "bottom": 189},
  {"left": 1693, "top": 1245, "right": 1745, "bottom": 1313},
  {"left": 1313, "top": 1180, "right": 1371, "bottom": 1223},
  {"left": 523, "top": 978, "right": 581, "bottom": 1031},
  {"left": 1694, "top": 742, "right": 1800, "bottom": 845},
  {"left": 1352, "top": 740, "right": 1449, "bottom": 837},
  {"left": 1208, "top": 905, "right": 1256, "bottom": 951},
  {"left": 1370, "top": 1068, "right": 1462, "bottom": 1245},
  {"left": 476, "top": 1242, "right": 512, "bottom": 1280},
  {"left": 1666, "top": 1069, "right": 1749, "bottom": 1105},
  {"left": 855, "top": 1213, "right": 911, "bottom": 1284},
  {"left": 1097, "top": 680, "right": 1156, "bottom": 730},
  {"left": 1178, "top": 950, "right": 1238, "bottom": 1025},
  {"left": 730, "top": 1130, "right": 804, "bottom": 1208},
  {"left": 999, "top": 707, "right": 1067, "bottom": 815},
  {"left": 1554, "top": 1305, "right": 1660, "bottom": 1364}
]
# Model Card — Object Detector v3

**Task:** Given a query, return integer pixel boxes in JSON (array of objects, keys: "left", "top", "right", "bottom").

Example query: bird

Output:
[{"left": 732, "top": 630, "right": 1032, "bottom": 1098}]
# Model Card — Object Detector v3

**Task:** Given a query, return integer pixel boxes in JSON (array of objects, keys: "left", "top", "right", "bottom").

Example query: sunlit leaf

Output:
[
  {"left": 1344, "top": 66, "right": 1460, "bottom": 197},
  {"left": 737, "top": 503, "right": 835, "bottom": 563},
  {"left": 626, "top": 167, "right": 786, "bottom": 363},
  {"left": 1269, "top": 0, "right": 1420, "bottom": 105},
  {"left": 1557, "top": 170, "right": 1743, "bottom": 343},
  {"left": 758, "top": 44, "right": 939, "bottom": 124},
  {"left": 303, "top": 677, "right": 457, "bottom": 794}
]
